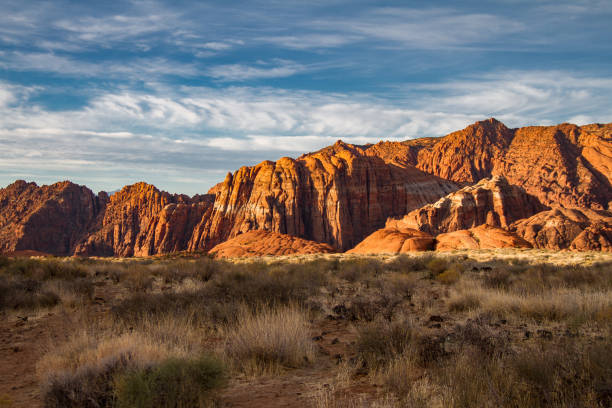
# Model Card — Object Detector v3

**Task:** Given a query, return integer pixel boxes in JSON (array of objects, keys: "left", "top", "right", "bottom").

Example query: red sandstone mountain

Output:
[
  {"left": 74, "top": 183, "right": 214, "bottom": 257},
  {"left": 1, "top": 119, "right": 610, "bottom": 257},
  {"left": 209, "top": 230, "right": 336, "bottom": 258},
  {"left": 387, "top": 176, "right": 547, "bottom": 235},
  {"left": 511, "top": 207, "right": 612, "bottom": 252},
  {"left": 186, "top": 141, "right": 458, "bottom": 252},
  {"left": 0, "top": 180, "right": 106, "bottom": 255},
  {"left": 414, "top": 119, "right": 612, "bottom": 210}
]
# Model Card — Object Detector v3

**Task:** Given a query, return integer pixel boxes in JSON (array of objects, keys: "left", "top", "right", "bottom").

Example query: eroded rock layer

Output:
[
  {"left": 388, "top": 176, "right": 546, "bottom": 236},
  {"left": 209, "top": 230, "right": 336, "bottom": 258},
  {"left": 511, "top": 207, "right": 612, "bottom": 252},
  {"left": 414, "top": 119, "right": 612, "bottom": 210}
]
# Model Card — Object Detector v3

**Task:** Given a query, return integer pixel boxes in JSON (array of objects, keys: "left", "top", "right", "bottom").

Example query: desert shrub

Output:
[
  {"left": 43, "top": 352, "right": 133, "bottom": 408},
  {"left": 114, "top": 356, "right": 225, "bottom": 408},
  {"left": 0, "top": 258, "right": 87, "bottom": 281},
  {"left": 209, "top": 261, "right": 326, "bottom": 306},
  {"left": 122, "top": 266, "right": 155, "bottom": 293},
  {"left": 448, "top": 292, "right": 481, "bottom": 312},
  {"left": 336, "top": 258, "right": 383, "bottom": 282},
  {"left": 426, "top": 258, "right": 448, "bottom": 277},
  {"left": 112, "top": 289, "right": 242, "bottom": 329},
  {"left": 356, "top": 320, "right": 413, "bottom": 369},
  {"left": 225, "top": 306, "right": 315, "bottom": 375},
  {"left": 435, "top": 264, "right": 463, "bottom": 285},
  {"left": 0, "top": 277, "right": 60, "bottom": 310},
  {"left": 156, "top": 258, "right": 224, "bottom": 284}
]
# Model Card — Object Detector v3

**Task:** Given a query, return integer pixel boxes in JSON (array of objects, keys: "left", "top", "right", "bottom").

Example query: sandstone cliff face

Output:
[
  {"left": 415, "top": 119, "right": 612, "bottom": 210},
  {"left": 1, "top": 119, "right": 610, "bottom": 257},
  {"left": 511, "top": 207, "right": 612, "bottom": 252},
  {"left": 435, "top": 224, "right": 531, "bottom": 251},
  {"left": 0, "top": 180, "right": 106, "bottom": 255},
  {"left": 209, "top": 230, "right": 336, "bottom": 258},
  {"left": 187, "top": 141, "right": 458, "bottom": 251},
  {"left": 389, "top": 176, "right": 546, "bottom": 235},
  {"left": 345, "top": 227, "right": 435, "bottom": 254},
  {"left": 74, "top": 183, "right": 214, "bottom": 257}
]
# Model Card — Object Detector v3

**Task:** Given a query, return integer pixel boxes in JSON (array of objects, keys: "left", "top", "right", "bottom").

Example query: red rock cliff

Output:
[
  {"left": 0, "top": 180, "right": 107, "bottom": 255},
  {"left": 186, "top": 141, "right": 458, "bottom": 251},
  {"left": 74, "top": 183, "right": 214, "bottom": 257},
  {"left": 415, "top": 119, "right": 612, "bottom": 210}
]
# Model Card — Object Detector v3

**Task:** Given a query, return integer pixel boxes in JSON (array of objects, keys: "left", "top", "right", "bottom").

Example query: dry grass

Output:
[
  {"left": 224, "top": 305, "right": 315, "bottom": 375},
  {"left": 449, "top": 280, "right": 612, "bottom": 323},
  {"left": 14, "top": 250, "right": 611, "bottom": 407}
]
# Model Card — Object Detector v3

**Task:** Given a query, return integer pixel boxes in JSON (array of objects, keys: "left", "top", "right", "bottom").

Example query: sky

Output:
[{"left": 0, "top": 0, "right": 611, "bottom": 195}]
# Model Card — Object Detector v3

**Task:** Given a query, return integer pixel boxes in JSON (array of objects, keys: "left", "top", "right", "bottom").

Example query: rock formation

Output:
[
  {"left": 187, "top": 141, "right": 458, "bottom": 251},
  {"left": 388, "top": 176, "right": 546, "bottom": 235},
  {"left": 75, "top": 183, "right": 214, "bottom": 257},
  {"left": 415, "top": 119, "right": 612, "bottom": 210},
  {"left": 511, "top": 207, "right": 612, "bottom": 251},
  {"left": 346, "top": 227, "right": 435, "bottom": 254},
  {"left": 435, "top": 225, "right": 532, "bottom": 251},
  {"left": 1, "top": 119, "right": 610, "bottom": 257},
  {"left": 0, "top": 180, "right": 106, "bottom": 255},
  {"left": 209, "top": 230, "right": 336, "bottom": 258}
]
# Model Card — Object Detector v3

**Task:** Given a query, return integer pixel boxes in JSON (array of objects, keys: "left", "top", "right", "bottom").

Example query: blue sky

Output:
[{"left": 0, "top": 0, "right": 611, "bottom": 195}]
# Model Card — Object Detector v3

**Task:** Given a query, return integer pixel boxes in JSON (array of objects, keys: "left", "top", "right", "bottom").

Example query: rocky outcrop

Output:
[
  {"left": 187, "top": 141, "right": 458, "bottom": 252},
  {"left": 209, "top": 230, "right": 336, "bottom": 258},
  {"left": 0, "top": 180, "right": 106, "bottom": 255},
  {"left": 389, "top": 176, "right": 546, "bottom": 235},
  {"left": 75, "top": 183, "right": 214, "bottom": 257},
  {"left": 346, "top": 227, "right": 434, "bottom": 254},
  {"left": 415, "top": 119, "right": 612, "bottom": 210},
  {"left": 435, "top": 225, "right": 532, "bottom": 251},
  {"left": 511, "top": 207, "right": 612, "bottom": 251}
]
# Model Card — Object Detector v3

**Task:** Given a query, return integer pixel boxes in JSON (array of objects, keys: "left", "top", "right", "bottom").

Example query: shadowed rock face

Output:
[
  {"left": 209, "top": 230, "right": 337, "bottom": 258},
  {"left": 511, "top": 207, "right": 612, "bottom": 252},
  {"left": 388, "top": 176, "right": 547, "bottom": 236},
  {"left": 1, "top": 119, "right": 610, "bottom": 256},
  {"left": 0, "top": 180, "right": 107, "bottom": 255}
]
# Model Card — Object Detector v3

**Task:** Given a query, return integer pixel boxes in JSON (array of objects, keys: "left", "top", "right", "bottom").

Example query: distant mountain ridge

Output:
[{"left": 1, "top": 119, "right": 610, "bottom": 256}]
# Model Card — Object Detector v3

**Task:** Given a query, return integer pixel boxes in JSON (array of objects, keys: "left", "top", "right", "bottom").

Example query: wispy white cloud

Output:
[
  {"left": 206, "top": 59, "right": 306, "bottom": 81},
  {"left": 1, "top": 69, "right": 611, "bottom": 193}
]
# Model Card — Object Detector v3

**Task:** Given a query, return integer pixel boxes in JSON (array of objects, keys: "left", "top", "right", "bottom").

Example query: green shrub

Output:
[{"left": 114, "top": 356, "right": 225, "bottom": 408}]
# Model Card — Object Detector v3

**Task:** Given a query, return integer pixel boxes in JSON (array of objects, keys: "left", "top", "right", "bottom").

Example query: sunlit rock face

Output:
[
  {"left": 209, "top": 230, "right": 337, "bottom": 258},
  {"left": 1, "top": 119, "right": 610, "bottom": 256}
]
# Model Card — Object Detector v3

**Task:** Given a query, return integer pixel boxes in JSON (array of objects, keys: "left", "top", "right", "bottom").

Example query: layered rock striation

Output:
[
  {"left": 388, "top": 176, "right": 546, "bottom": 235},
  {"left": 511, "top": 207, "right": 612, "bottom": 252},
  {"left": 187, "top": 141, "right": 458, "bottom": 251}
]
